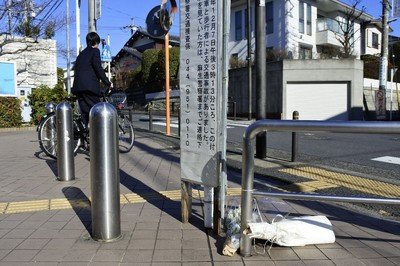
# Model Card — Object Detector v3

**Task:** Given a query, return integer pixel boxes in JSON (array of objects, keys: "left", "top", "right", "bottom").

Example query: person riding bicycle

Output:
[{"left": 72, "top": 32, "right": 113, "bottom": 127}]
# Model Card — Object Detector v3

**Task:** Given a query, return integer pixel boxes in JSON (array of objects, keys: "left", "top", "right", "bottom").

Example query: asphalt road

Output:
[{"left": 133, "top": 113, "right": 400, "bottom": 185}]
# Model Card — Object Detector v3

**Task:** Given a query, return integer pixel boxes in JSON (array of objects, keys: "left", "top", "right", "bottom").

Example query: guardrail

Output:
[{"left": 240, "top": 119, "right": 400, "bottom": 257}]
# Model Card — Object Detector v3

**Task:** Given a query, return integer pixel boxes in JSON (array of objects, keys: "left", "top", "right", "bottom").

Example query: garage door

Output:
[{"left": 285, "top": 83, "right": 348, "bottom": 120}]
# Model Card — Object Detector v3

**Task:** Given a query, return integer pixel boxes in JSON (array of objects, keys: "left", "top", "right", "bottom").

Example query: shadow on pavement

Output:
[
  {"left": 62, "top": 186, "right": 92, "bottom": 235},
  {"left": 34, "top": 150, "right": 58, "bottom": 177},
  {"left": 119, "top": 168, "right": 209, "bottom": 235}
]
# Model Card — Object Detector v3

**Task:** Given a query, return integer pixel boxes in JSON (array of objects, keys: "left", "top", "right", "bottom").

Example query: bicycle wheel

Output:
[
  {"left": 38, "top": 113, "right": 81, "bottom": 159},
  {"left": 117, "top": 115, "right": 134, "bottom": 153}
]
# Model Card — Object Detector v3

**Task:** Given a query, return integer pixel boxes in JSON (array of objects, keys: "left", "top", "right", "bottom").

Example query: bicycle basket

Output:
[{"left": 108, "top": 92, "right": 127, "bottom": 109}]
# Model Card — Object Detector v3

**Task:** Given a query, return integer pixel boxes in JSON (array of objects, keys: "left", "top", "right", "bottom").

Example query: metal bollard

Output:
[
  {"left": 45, "top": 102, "right": 56, "bottom": 154},
  {"left": 149, "top": 102, "right": 153, "bottom": 131},
  {"left": 45, "top": 102, "right": 55, "bottom": 114},
  {"left": 56, "top": 102, "right": 75, "bottom": 181},
  {"left": 291, "top": 111, "right": 299, "bottom": 162},
  {"left": 178, "top": 106, "right": 181, "bottom": 137},
  {"left": 90, "top": 102, "right": 121, "bottom": 242}
]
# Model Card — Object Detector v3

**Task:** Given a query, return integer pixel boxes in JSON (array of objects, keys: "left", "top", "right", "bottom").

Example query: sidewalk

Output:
[{"left": 0, "top": 130, "right": 399, "bottom": 265}]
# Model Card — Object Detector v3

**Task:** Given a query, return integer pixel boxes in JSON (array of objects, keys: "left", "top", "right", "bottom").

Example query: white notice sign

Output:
[{"left": 179, "top": 0, "right": 223, "bottom": 187}]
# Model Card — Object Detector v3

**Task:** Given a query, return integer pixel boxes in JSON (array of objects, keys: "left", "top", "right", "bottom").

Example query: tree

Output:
[{"left": 335, "top": 0, "right": 366, "bottom": 58}]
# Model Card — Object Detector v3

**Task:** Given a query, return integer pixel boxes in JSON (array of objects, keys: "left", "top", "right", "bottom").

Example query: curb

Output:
[{"left": 0, "top": 126, "right": 36, "bottom": 133}]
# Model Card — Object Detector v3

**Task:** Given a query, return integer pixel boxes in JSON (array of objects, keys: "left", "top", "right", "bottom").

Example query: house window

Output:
[
  {"left": 372, "top": 32, "right": 379, "bottom": 49},
  {"left": 266, "top": 1, "right": 274, "bottom": 34},
  {"left": 299, "top": 1, "right": 305, "bottom": 33},
  {"left": 306, "top": 3, "right": 312, "bottom": 35},
  {"left": 299, "top": 46, "right": 312, "bottom": 59},
  {"left": 235, "top": 10, "right": 243, "bottom": 41}
]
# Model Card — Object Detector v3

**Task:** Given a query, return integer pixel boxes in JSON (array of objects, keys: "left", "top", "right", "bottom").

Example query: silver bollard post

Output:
[
  {"left": 90, "top": 102, "right": 121, "bottom": 242},
  {"left": 45, "top": 102, "right": 56, "bottom": 155},
  {"left": 56, "top": 102, "right": 75, "bottom": 181}
]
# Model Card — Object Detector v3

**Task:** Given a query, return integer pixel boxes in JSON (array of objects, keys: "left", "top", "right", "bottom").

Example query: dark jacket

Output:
[{"left": 72, "top": 46, "right": 111, "bottom": 96}]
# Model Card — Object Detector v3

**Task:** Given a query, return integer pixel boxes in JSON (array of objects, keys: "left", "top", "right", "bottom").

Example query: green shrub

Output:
[
  {"left": 0, "top": 97, "right": 22, "bottom": 128},
  {"left": 29, "top": 84, "right": 68, "bottom": 124}
]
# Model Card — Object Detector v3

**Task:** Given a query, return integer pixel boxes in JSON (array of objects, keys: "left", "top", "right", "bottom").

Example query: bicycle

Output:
[{"left": 38, "top": 89, "right": 135, "bottom": 159}]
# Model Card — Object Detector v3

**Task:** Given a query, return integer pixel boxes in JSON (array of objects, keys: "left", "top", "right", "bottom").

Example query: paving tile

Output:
[
  {"left": 152, "top": 249, "right": 181, "bottom": 262},
  {"left": 152, "top": 263, "right": 181, "bottom": 266},
  {"left": 274, "top": 261, "right": 306, "bottom": 266},
  {"left": 0, "top": 220, "right": 21, "bottom": 229},
  {"left": 16, "top": 238, "right": 50, "bottom": 250},
  {"left": 155, "top": 239, "right": 182, "bottom": 250},
  {"left": 331, "top": 258, "right": 366, "bottom": 266},
  {"left": 1, "top": 249, "right": 39, "bottom": 262},
  {"left": 3, "top": 228, "right": 35, "bottom": 238},
  {"left": 0, "top": 238, "right": 24, "bottom": 249},
  {"left": 181, "top": 249, "right": 212, "bottom": 262},
  {"left": 127, "top": 239, "right": 156, "bottom": 250},
  {"left": 92, "top": 250, "right": 125, "bottom": 262},
  {"left": 29, "top": 229, "right": 60, "bottom": 239},
  {"left": 132, "top": 230, "right": 158, "bottom": 240},
  {"left": 347, "top": 247, "right": 383, "bottom": 259},
  {"left": 293, "top": 247, "right": 328, "bottom": 260},
  {"left": 122, "top": 249, "right": 153, "bottom": 263},
  {"left": 0, "top": 250, "right": 11, "bottom": 261},
  {"left": 17, "top": 220, "right": 46, "bottom": 229},
  {"left": 134, "top": 222, "right": 159, "bottom": 230},
  {"left": 268, "top": 248, "right": 300, "bottom": 261},
  {"left": 303, "top": 260, "right": 335, "bottom": 266},
  {"left": 34, "top": 249, "right": 69, "bottom": 262},
  {"left": 156, "top": 229, "right": 182, "bottom": 240},
  {"left": 320, "top": 248, "right": 354, "bottom": 259},
  {"left": 0, "top": 230, "right": 9, "bottom": 238},
  {"left": 360, "top": 258, "right": 396, "bottom": 266},
  {"left": 336, "top": 238, "right": 368, "bottom": 248},
  {"left": 212, "top": 262, "right": 244, "bottom": 266},
  {"left": 43, "top": 238, "right": 77, "bottom": 250},
  {"left": 182, "top": 262, "right": 213, "bottom": 266},
  {"left": 71, "top": 238, "right": 101, "bottom": 250},
  {"left": 61, "top": 248, "right": 97, "bottom": 262},
  {"left": 59, "top": 262, "right": 90, "bottom": 266},
  {"left": 388, "top": 257, "right": 400, "bottom": 265},
  {"left": 182, "top": 229, "right": 207, "bottom": 240},
  {"left": 182, "top": 238, "right": 211, "bottom": 250}
]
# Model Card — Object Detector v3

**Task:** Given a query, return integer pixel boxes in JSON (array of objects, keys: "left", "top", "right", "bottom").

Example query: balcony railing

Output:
[{"left": 317, "top": 17, "right": 342, "bottom": 34}]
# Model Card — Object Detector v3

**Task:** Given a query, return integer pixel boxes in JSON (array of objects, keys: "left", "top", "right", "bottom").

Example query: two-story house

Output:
[{"left": 229, "top": 0, "right": 382, "bottom": 62}]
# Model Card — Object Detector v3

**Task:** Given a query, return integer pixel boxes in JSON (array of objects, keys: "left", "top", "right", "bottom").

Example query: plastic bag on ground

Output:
[{"left": 248, "top": 215, "right": 335, "bottom": 247}]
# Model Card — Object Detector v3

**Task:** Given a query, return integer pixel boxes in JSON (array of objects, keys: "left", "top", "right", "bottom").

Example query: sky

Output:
[{"left": 53, "top": 0, "right": 400, "bottom": 68}]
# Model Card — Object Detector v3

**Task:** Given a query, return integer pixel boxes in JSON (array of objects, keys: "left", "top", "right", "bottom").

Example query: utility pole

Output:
[
  {"left": 88, "top": 0, "right": 96, "bottom": 32},
  {"left": 76, "top": 0, "right": 81, "bottom": 55},
  {"left": 7, "top": 0, "right": 12, "bottom": 35},
  {"left": 255, "top": 0, "right": 267, "bottom": 158},
  {"left": 379, "top": 0, "right": 390, "bottom": 91},
  {"left": 66, "top": 0, "right": 71, "bottom": 94},
  {"left": 247, "top": 0, "right": 252, "bottom": 120}
]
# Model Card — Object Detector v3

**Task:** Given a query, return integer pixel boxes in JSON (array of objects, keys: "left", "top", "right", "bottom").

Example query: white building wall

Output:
[
  {"left": 0, "top": 36, "right": 57, "bottom": 88},
  {"left": 364, "top": 26, "right": 381, "bottom": 55}
]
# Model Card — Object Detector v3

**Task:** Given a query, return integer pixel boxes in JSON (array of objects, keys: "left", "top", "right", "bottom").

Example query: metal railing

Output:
[{"left": 240, "top": 119, "right": 400, "bottom": 257}]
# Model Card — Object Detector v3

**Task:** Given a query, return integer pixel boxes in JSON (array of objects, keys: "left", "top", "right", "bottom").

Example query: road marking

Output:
[
  {"left": 372, "top": 156, "right": 400, "bottom": 165},
  {"left": 282, "top": 180, "right": 338, "bottom": 193},
  {"left": 280, "top": 167, "right": 400, "bottom": 198},
  {"left": 0, "top": 188, "right": 242, "bottom": 215}
]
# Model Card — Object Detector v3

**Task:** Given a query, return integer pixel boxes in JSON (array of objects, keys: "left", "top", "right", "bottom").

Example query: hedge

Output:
[
  {"left": 0, "top": 97, "right": 22, "bottom": 128},
  {"left": 29, "top": 84, "right": 68, "bottom": 124}
]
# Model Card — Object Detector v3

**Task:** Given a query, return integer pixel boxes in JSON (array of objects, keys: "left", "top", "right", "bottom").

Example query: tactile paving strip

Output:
[
  {"left": 279, "top": 166, "right": 400, "bottom": 197},
  {"left": 0, "top": 188, "right": 242, "bottom": 215}
]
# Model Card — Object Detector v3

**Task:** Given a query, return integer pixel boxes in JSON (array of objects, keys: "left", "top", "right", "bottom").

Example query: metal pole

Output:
[
  {"left": 66, "top": 0, "right": 71, "bottom": 94},
  {"left": 149, "top": 103, "right": 153, "bottom": 131},
  {"left": 204, "top": 186, "right": 213, "bottom": 228},
  {"left": 165, "top": 33, "right": 171, "bottom": 136},
  {"left": 178, "top": 106, "right": 181, "bottom": 137},
  {"left": 56, "top": 102, "right": 75, "bottom": 181},
  {"left": 45, "top": 102, "right": 56, "bottom": 156},
  {"left": 391, "top": 66, "right": 394, "bottom": 120},
  {"left": 291, "top": 111, "right": 299, "bottom": 162},
  {"left": 379, "top": 0, "right": 389, "bottom": 91},
  {"left": 88, "top": 0, "right": 96, "bottom": 32},
  {"left": 247, "top": 0, "right": 252, "bottom": 120},
  {"left": 181, "top": 181, "right": 192, "bottom": 223},
  {"left": 255, "top": 0, "right": 267, "bottom": 158},
  {"left": 90, "top": 102, "right": 121, "bottom": 242},
  {"left": 75, "top": 0, "right": 81, "bottom": 55}
]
